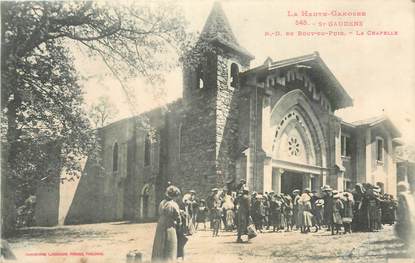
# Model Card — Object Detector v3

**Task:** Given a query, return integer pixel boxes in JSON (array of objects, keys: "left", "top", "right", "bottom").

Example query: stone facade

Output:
[{"left": 52, "top": 2, "right": 403, "bottom": 225}]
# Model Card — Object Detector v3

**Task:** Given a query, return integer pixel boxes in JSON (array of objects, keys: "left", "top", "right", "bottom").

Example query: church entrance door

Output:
[{"left": 281, "top": 171, "right": 303, "bottom": 194}]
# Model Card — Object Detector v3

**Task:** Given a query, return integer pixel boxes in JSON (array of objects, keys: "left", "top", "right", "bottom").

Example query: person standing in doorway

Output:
[{"left": 292, "top": 189, "right": 301, "bottom": 230}]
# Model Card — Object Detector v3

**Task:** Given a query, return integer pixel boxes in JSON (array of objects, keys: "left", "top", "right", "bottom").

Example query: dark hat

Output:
[
  {"left": 321, "top": 185, "right": 332, "bottom": 191},
  {"left": 165, "top": 185, "right": 181, "bottom": 198}
]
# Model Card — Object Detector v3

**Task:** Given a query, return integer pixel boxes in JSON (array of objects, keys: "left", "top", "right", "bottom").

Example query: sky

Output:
[{"left": 74, "top": 0, "right": 415, "bottom": 144}]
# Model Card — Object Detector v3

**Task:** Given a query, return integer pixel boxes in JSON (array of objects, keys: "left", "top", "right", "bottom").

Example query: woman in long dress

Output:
[
  {"left": 152, "top": 185, "right": 182, "bottom": 263},
  {"left": 300, "top": 191, "right": 314, "bottom": 233},
  {"left": 222, "top": 192, "right": 235, "bottom": 231}
]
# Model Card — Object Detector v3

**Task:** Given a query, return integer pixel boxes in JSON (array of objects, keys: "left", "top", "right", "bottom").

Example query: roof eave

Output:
[
  {"left": 211, "top": 37, "right": 255, "bottom": 60},
  {"left": 242, "top": 52, "right": 353, "bottom": 110}
]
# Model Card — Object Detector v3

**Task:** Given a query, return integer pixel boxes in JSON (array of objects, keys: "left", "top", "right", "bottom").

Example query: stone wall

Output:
[
  {"left": 179, "top": 53, "right": 218, "bottom": 196},
  {"left": 64, "top": 105, "right": 176, "bottom": 224},
  {"left": 240, "top": 67, "right": 339, "bottom": 192}
]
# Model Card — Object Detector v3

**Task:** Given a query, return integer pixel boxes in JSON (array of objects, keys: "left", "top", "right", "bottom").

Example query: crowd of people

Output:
[
  {"left": 178, "top": 180, "right": 398, "bottom": 239},
  {"left": 151, "top": 179, "right": 403, "bottom": 262}
]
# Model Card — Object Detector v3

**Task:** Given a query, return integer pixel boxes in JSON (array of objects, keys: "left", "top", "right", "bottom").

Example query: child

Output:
[
  {"left": 196, "top": 199, "right": 208, "bottom": 231},
  {"left": 342, "top": 193, "right": 354, "bottom": 234},
  {"left": 332, "top": 191, "right": 344, "bottom": 235},
  {"left": 212, "top": 206, "right": 222, "bottom": 237}
]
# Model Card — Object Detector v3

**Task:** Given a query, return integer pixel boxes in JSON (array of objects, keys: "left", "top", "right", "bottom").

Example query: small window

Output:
[
  {"left": 144, "top": 133, "right": 151, "bottom": 166},
  {"left": 230, "top": 63, "right": 239, "bottom": 88},
  {"left": 376, "top": 138, "right": 383, "bottom": 162},
  {"left": 112, "top": 142, "right": 118, "bottom": 173},
  {"left": 341, "top": 135, "right": 351, "bottom": 157},
  {"left": 197, "top": 65, "right": 204, "bottom": 89}
]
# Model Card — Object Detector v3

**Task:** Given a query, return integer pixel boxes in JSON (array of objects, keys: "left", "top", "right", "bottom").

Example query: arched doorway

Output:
[
  {"left": 270, "top": 89, "right": 328, "bottom": 193},
  {"left": 140, "top": 184, "right": 155, "bottom": 219},
  {"left": 141, "top": 185, "right": 149, "bottom": 218}
]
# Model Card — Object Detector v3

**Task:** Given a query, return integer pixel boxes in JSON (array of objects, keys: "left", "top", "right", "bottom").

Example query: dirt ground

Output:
[{"left": 6, "top": 222, "right": 414, "bottom": 263}]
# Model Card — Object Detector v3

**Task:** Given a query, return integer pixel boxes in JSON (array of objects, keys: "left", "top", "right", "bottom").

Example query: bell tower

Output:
[{"left": 179, "top": 2, "right": 254, "bottom": 195}]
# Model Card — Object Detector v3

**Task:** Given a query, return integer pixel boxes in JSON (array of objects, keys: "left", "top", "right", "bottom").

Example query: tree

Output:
[
  {"left": 88, "top": 96, "right": 119, "bottom": 128},
  {"left": 1, "top": 1, "right": 190, "bottom": 236}
]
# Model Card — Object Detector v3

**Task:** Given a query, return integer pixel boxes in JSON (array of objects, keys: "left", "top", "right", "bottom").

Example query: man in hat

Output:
[
  {"left": 322, "top": 185, "right": 333, "bottom": 231},
  {"left": 265, "top": 191, "right": 274, "bottom": 230},
  {"left": 282, "top": 194, "right": 294, "bottom": 231},
  {"left": 207, "top": 188, "right": 220, "bottom": 229},
  {"left": 292, "top": 189, "right": 301, "bottom": 229},
  {"left": 236, "top": 187, "right": 251, "bottom": 243},
  {"left": 188, "top": 190, "right": 199, "bottom": 233},
  {"left": 236, "top": 179, "right": 247, "bottom": 193}
]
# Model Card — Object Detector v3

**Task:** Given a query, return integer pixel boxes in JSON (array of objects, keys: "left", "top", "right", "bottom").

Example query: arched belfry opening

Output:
[{"left": 230, "top": 63, "right": 239, "bottom": 88}]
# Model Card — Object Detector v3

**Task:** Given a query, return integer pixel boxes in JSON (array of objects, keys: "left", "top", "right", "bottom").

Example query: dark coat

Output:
[
  {"left": 237, "top": 194, "right": 251, "bottom": 236},
  {"left": 324, "top": 194, "right": 334, "bottom": 224}
]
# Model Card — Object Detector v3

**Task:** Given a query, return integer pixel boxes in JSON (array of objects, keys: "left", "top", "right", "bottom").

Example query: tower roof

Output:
[{"left": 200, "top": 2, "right": 254, "bottom": 60}]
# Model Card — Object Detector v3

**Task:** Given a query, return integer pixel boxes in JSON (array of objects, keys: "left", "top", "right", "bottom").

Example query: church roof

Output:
[
  {"left": 351, "top": 115, "right": 386, "bottom": 126},
  {"left": 351, "top": 115, "right": 401, "bottom": 137},
  {"left": 199, "top": 2, "right": 254, "bottom": 59},
  {"left": 243, "top": 52, "right": 353, "bottom": 110}
]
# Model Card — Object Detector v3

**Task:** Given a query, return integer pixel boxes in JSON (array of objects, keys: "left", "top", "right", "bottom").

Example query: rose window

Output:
[{"left": 288, "top": 137, "right": 300, "bottom": 156}]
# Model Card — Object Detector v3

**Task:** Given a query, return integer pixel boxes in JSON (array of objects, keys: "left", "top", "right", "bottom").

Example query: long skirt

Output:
[
  {"left": 297, "top": 207, "right": 304, "bottom": 227},
  {"left": 226, "top": 209, "right": 235, "bottom": 229},
  {"left": 237, "top": 212, "right": 249, "bottom": 236},
  {"left": 270, "top": 211, "right": 281, "bottom": 227},
  {"left": 278, "top": 213, "right": 286, "bottom": 228},
  {"left": 284, "top": 211, "right": 293, "bottom": 227},
  {"left": 303, "top": 211, "right": 314, "bottom": 227},
  {"left": 152, "top": 225, "right": 177, "bottom": 263},
  {"left": 333, "top": 211, "right": 343, "bottom": 225}
]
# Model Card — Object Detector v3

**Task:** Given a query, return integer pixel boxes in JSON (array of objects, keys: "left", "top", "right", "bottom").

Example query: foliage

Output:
[
  {"left": 88, "top": 96, "right": 119, "bottom": 128},
  {"left": 1, "top": 1, "right": 192, "bottom": 230},
  {"left": 395, "top": 144, "right": 415, "bottom": 162}
]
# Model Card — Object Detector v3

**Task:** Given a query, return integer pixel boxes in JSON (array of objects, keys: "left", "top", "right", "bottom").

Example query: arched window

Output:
[
  {"left": 198, "top": 65, "right": 205, "bottom": 89},
  {"left": 376, "top": 137, "right": 384, "bottom": 162},
  {"left": 144, "top": 133, "right": 151, "bottom": 166},
  {"left": 230, "top": 63, "right": 239, "bottom": 88},
  {"left": 112, "top": 142, "right": 118, "bottom": 173},
  {"left": 178, "top": 123, "right": 183, "bottom": 161}
]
